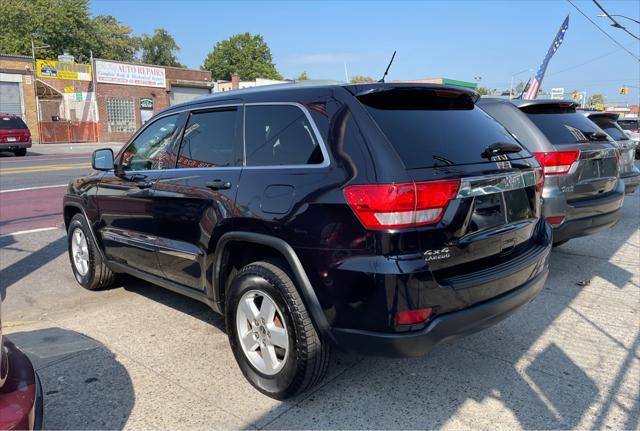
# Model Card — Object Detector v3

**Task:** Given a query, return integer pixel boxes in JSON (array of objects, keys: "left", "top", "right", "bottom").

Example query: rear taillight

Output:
[
  {"left": 396, "top": 307, "right": 433, "bottom": 325},
  {"left": 533, "top": 150, "right": 580, "bottom": 175},
  {"left": 546, "top": 216, "right": 565, "bottom": 225},
  {"left": 344, "top": 179, "right": 460, "bottom": 230}
]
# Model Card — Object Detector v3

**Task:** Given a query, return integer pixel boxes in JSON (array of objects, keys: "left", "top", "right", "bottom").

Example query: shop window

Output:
[{"left": 106, "top": 98, "right": 136, "bottom": 133}]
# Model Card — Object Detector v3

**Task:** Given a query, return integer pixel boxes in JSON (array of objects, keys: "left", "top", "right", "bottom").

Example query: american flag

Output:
[{"left": 524, "top": 15, "right": 569, "bottom": 100}]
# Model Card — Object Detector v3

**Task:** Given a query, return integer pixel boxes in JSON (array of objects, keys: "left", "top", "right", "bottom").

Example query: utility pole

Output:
[{"left": 31, "top": 36, "right": 49, "bottom": 144}]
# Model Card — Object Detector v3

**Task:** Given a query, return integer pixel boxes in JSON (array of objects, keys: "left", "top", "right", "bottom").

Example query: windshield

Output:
[
  {"left": 359, "top": 89, "right": 528, "bottom": 169},
  {"left": 0, "top": 117, "right": 27, "bottom": 129}
]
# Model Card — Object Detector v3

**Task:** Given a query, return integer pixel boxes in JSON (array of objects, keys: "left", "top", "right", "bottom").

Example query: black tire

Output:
[
  {"left": 225, "top": 261, "right": 331, "bottom": 399},
  {"left": 67, "top": 213, "right": 115, "bottom": 290},
  {"left": 14, "top": 148, "right": 26, "bottom": 157}
]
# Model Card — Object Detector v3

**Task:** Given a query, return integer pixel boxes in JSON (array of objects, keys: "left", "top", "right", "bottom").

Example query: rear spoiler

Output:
[
  {"left": 514, "top": 99, "right": 578, "bottom": 110},
  {"left": 345, "top": 84, "right": 480, "bottom": 103},
  {"left": 581, "top": 111, "right": 620, "bottom": 121}
]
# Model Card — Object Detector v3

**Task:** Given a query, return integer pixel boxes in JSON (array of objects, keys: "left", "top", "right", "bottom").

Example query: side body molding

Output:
[{"left": 213, "top": 232, "right": 331, "bottom": 336}]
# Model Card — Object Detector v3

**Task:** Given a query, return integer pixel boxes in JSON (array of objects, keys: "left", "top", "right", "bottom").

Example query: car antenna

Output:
[{"left": 378, "top": 51, "right": 397, "bottom": 83}]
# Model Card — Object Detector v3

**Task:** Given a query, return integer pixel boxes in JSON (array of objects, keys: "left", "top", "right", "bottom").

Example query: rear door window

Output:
[
  {"left": 357, "top": 89, "right": 527, "bottom": 169},
  {"left": 244, "top": 105, "right": 324, "bottom": 166},
  {"left": 589, "top": 116, "right": 627, "bottom": 141},
  {"left": 522, "top": 107, "right": 608, "bottom": 145},
  {"left": 177, "top": 108, "right": 240, "bottom": 168},
  {"left": 0, "top": 117, "right": 27, "bottom": 129}
]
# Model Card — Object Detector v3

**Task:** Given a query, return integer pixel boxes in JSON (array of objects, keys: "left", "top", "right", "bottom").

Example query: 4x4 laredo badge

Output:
[{"left": 424, "top": 247, "right": 451, "bottom": 262}]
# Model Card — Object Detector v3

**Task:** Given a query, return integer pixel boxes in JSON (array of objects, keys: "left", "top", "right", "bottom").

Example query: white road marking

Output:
[
  {"left": 0, "top": 184, "right": 67, "bottom": 193},
  {"left": 0, "top": 226, "right": 62, "bottom": 238}
]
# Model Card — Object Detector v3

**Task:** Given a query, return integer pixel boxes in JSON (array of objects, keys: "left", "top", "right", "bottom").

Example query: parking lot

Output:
[{"left": 1, "top": 169, "right": 638, "bottom": 429}]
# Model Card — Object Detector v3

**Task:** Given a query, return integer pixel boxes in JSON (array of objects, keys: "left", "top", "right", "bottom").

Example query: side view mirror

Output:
[{"left": 92, "top": 148, "right": 115, "bottom": 171}]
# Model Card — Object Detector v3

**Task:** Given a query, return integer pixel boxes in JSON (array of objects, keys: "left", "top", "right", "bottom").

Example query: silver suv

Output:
[
  {"left": 479, "top": 99, "right": 624, "bottom": 246},
  {"left": 582, "top": 111, "right": 639, "bottom": 193}
]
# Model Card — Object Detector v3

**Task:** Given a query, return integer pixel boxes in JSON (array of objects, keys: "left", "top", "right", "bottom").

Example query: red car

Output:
[
  {"left": 0, "top": 300, "right": 43, "bottom": 429},
  {"left": 0, "top": 114, "right": 32, "bottom": 156}
]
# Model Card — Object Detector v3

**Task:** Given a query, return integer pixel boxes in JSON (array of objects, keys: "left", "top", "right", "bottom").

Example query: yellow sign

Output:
[
  {"left": 36, "top": 59, "right": 92, "bottom": 81},
  {"left": 619, "top": 86, "right": 628, "bottom": 95},
  {"left": 63, "top": 86, "right": 75, "bottom": 93},
  {"left": 595, "top": 103, "right": 604, "bottom": 111}
]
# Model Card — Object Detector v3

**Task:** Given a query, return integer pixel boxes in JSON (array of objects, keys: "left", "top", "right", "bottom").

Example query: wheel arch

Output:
[
  {"left": 63, "top": 202, "right": 106, "bottom": 260},
  {"left": 213, "top": 232, "right": 331, "bottom": 337}
]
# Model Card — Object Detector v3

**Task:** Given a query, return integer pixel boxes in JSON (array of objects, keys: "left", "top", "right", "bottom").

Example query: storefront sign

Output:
[
  {"left": 36, "top": 59, "right": 92, "bottom": 81},
  {"left": 140, "top": 98, "right": 154, "bottom": 109},
  {"left": 95, "top": 60, "right": 166, "bottom": 88}
]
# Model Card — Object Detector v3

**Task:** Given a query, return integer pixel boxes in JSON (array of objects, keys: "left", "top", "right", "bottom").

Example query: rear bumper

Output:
[
  {"left": 0, "top": 340, "right": 43, "bottom": 430},
  {"left": 0, "top": 142, "right": 31, "bottom": 150},
  {"left": 621, "top": 168, "right": 640, "bottom": 193},
  {"left": 552, "top": 207, "right": 622, "bottom": 244},
  {"left": 331, "top": 265, "right": 549, "bottom": 357}
]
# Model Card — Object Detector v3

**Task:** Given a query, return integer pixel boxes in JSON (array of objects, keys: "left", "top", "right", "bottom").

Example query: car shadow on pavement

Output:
[
  {"left": 0, "top": 235, "right": 67, "bottom": 294},
  {"left": 6, "top": 327, "right": 134, "bottom": 430}
]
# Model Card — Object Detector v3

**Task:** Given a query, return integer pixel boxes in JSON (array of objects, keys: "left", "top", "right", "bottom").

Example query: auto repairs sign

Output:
[{"left": 95, "top": 60, "right": 166, "bottom": 88}]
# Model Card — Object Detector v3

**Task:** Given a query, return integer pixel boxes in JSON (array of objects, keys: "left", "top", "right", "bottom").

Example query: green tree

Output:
[
  {"left": 0, "top": 0, "right": 93, "bottom": 61},
  {"left": 296, "top": 71, "right": 309, "bottom": 81},
  {"left": 350, "top": 75, "right": 374, "bottom": 83},
  {"left": 0, "top": 0, "right": 139, "bottom": 63},
  {"left": 140, "top": 28, "right": 183, "bottom": 67},
  {"left": 476, "top": 87, "right": 490, "bottom": 96},
  {"left": 90, "top": 15, "right": 139, "bottom": 62},
  {"left": 201, "top": 33, "right": 282, "bottom": 81}
]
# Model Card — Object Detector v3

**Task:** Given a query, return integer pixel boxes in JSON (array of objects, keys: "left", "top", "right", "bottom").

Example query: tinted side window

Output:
[
  {"left": 121, "top": 114, "right": 179, "bottom": 171},
  {"left": 590, "top": 117, "right": 627, "bottom": 141},
  {"left": 245, "top": 105, "right": 324, "bottom": 166},
  {"left": 177, "top": 109, "right": 239, "bottom": 168}
]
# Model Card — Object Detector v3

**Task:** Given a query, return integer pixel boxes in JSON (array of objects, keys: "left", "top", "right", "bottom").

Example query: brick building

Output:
[
  {"left": 1, "top": 54, "right": 212, "bottom": 143},
  {"left": 0, "top": 54, "right": 40, "bottom": 142}
]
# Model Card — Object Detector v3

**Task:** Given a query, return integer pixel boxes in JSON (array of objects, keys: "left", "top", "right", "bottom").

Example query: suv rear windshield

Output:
[
  {"left": 521, "top": 106, "right": 608, "bottom": 145},
  {"left": 358, "top": 89, "right": 526, "bottom": 169},
  {"left": 0, "top": 117, "right": 27, "bottom": 129},
  {"left": 618, "top": 119, "right": 639, "bottom": 131},
  {"left": 589, "top": 116, "right": 627, "bottom": 141}
]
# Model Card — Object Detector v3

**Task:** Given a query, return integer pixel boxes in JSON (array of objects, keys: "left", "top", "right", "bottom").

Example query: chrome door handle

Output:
[{"left": 206, "top": 180, "right": 232, "bottom": 190}]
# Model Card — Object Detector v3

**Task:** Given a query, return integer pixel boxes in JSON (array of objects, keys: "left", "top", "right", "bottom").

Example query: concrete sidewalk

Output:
[{"left": 29, "top": 142, "right": 124, "bottom": 155}]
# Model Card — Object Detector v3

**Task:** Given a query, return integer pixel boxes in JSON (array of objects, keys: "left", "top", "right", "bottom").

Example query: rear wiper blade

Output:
[{"left": 481, "top": 142, "right": 522, "bottom": 159}]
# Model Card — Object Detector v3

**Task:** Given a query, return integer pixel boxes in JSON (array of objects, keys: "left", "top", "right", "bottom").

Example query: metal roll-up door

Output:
[{"left": 0, "top": 82, "right": 22, "bottom": 116}]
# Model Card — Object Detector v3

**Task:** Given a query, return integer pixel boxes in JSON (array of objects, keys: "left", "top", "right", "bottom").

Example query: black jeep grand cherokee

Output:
[{"left": 64, "top": 83, "right": 551, "bottom": 399}]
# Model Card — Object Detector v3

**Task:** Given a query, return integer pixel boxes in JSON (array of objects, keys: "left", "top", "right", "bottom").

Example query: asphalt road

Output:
[
  {"left": 0, "top": 152, "right": 94, "bottom": 235},
  {"left": 1, "top": 182, "right": 638, "bottom": 427}
]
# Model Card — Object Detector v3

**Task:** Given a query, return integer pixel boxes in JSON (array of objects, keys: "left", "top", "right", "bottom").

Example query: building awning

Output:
[{"left": 36, "top": 79, "right": 63, "bottom": 99}]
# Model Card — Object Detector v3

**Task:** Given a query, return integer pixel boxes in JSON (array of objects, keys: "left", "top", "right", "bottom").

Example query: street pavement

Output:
[{"left": 0, "top": 156, "right": 638, "bottom": 429}]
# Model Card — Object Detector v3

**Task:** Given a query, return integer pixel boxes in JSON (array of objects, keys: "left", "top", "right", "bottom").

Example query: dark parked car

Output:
[
  {"left": 0, "top": 114, "right": 32, "bottom": 156},
  {"left": 582, "top": 111, "right": 639, "bottom": 193},
  {"left": 478, "top": 99, "right": 624, "bottom": 246},
  {"left": 0, "top": 299, "right": 43, "bottom": 430},
  {"left": 64, "top": 83, "right": 551, "bottom": 398}
]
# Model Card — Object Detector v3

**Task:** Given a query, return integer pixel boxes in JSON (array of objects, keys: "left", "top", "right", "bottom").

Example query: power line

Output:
[
  {"left": 592, "top": 0, "right": 640, "bottom": 41},
  {"left": 566, "top": 0, "right": 640, "bottom": 61},
  {"left": 546, "top": 46, "right": 635, "bottom": 76}
]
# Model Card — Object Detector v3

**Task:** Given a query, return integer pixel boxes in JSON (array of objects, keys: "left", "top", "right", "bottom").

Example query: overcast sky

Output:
[{"left": 91, "top": 0, "right": 640, "bottom": 104}]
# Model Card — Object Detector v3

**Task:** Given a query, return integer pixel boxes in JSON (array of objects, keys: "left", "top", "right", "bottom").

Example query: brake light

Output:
[
  {"left": 396, "top": 307, "right": 433, "bottom": 325},
  {"left": 533, "top": 150, "right": 580, "bottom": 175},
  {"left": 344, "top": 179, "right": 460, "bottom": 229},
  {"left": 546, "top": 216, "right": 565, "bottom": 225}
]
